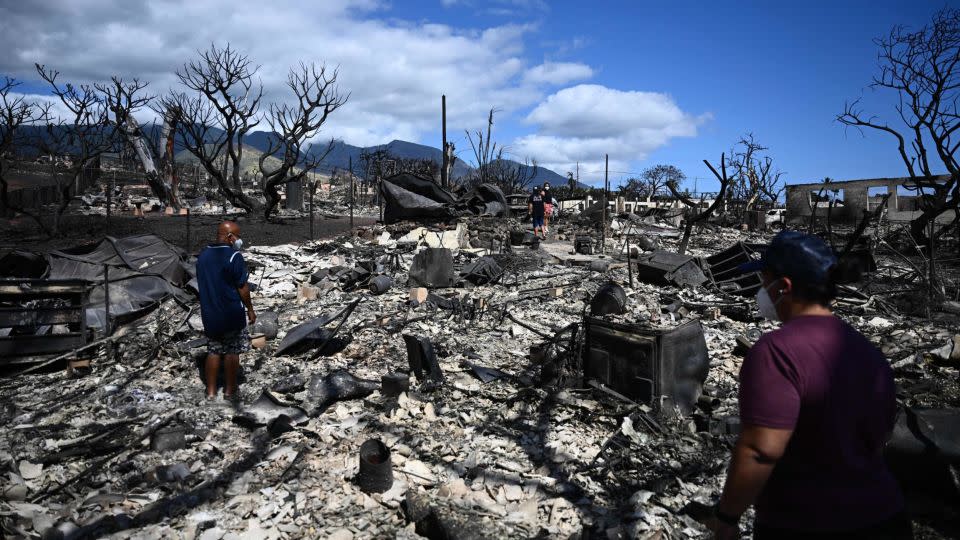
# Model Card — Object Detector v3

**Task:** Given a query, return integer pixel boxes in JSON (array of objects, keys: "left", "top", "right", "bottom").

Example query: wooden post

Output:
[
  {"left": 309, "top": 182, "right": 315, "bottom": 241},
  {"left": 106, "top": 170, "right": 112, "bottom": 226},
  {"left": 349, "top": 156, "right": 355, "bottom": 231},
  {"left": 626, "top": 235, "right": 633, "bottom": 289},
  {"left": 103, "top": 264, "right": 111, "bottom": 337},
  {"left": 441, "top": 95, "right": 448, "bottom": 189},
  {"left": 928, "top": 218, "right": 937, "bottom": 301},
  {"left": 185, "top": 207, "right": 191, "bottom": 253},
  {"left": 601, "top": 154, "right": 609, "bottom": 254},
  {"left": 378, "top": 176, "right": 383, "bottom": 223}
]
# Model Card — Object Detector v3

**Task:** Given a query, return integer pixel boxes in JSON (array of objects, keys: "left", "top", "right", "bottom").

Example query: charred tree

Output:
[
  {"left": 466, "top": 108, "right": 499, "bottom": 185},
  {"left": 259, "top": 62, "right": 347, "bottom": 220},
  {"left": 35, "top": 64, "right": 120, "bottom": 235},
  {"left": 667, "top": 156, "right": 732, "bottom": 255},
  {"left": 161, "top": 44, "right": 264, "bottom": 214},
  {"left": 729, "top": 134, "right": 784, "bottom": 224},
  {"left": 643, "top": 164, "right": 683, "bottom": 199},
  {"left": 96, "top": 77, "right": 185, "bottom": 210},
  {"left": 0, "top": 77, "right": 52, "bottom": 232},
  {"left": 838, "top": 8, "right": 960, "bottom": 248},
  {"left": 485, "top": 155, "right": 537, "bottom": 194}
]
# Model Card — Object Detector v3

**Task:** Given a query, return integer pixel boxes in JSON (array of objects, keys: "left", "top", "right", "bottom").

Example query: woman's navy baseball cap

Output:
[{"left": 739, "top": 230, "right": 837, "bottom": 285}]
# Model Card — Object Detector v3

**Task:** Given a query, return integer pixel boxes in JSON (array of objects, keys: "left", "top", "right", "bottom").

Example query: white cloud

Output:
[
  {"left": 6, "top": 92, "right": 101, "bottom": 127},
  {"left": 0, "top": 0, "right": 550, "bottom": 147},
  {"left": 523, "top": 62, "right": 593, "bottom": 86},
  {"left": 512, "top": 84, "right": 710, "bottom": 177}
]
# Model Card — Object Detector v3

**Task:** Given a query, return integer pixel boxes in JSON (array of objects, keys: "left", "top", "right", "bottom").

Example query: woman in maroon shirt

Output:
[{"left": 707, "top": 231, "right": 910, "bottom": 540}]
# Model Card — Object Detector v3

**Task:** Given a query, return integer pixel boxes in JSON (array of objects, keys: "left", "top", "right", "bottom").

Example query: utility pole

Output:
[
  {"left": 602, "top": 154, "right": 608, "bottom": 254},
  {"left": 106, "top": 169, "right": 113, "bottom": 226},
  {"left": 309, "top": 181, "right": 314, "bottom": 241},
  {"left": 440, "top": 95, "right": 448, "bottom": 189},
  {"left": 349, "top": 156, "right": 355, "bottom": 231}
]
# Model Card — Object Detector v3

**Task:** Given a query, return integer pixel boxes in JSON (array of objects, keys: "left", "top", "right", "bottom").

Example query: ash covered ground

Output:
[{"left": 0, "top": 214, "right": 958, "bottom": 540}]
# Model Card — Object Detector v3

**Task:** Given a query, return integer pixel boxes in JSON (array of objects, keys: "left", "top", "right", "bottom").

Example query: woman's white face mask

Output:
[{"left": 756, "top": 280, "right": 782, "bottom": 321}]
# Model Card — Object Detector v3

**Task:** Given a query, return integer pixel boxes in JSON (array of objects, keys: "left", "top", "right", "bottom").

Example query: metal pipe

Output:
[
  {"left": 349, "top": 156, "right": 354, "bottom": 231},
  {"left": 103, "top": 264, "right": 111, "bottom": 337}
]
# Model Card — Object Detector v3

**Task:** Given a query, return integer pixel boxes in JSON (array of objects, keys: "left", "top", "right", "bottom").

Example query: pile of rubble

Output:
[{"left": 0, "top": 216, "right": 958, "bottom": 539}]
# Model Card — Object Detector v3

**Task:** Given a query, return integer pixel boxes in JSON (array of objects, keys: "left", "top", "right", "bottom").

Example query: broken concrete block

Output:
[
  {"left": 547, "top": 287, "right": 564, "bottom": 298},
  {"left": 409, "top": 288, "right": 429, "bottom": 304},
  {"left": 399, "top": 223, "right": 469, "bottom": 251}
]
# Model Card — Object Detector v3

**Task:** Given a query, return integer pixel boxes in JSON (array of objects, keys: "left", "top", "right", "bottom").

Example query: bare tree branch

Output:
[
  {"left": 260, "top": 62, "right": 347, "bottom": 219},
  {"left": 161, "top": 43, "right": 264, "bottom": 213},
  {"left": 0, "top": 77, "right": 53, "bottom": 233},
  {"left": 35, "top": 63, "right": 117, "bottom": 235},
  {"left": 837, "top": 8, "right": 960, "bottom": 252}
]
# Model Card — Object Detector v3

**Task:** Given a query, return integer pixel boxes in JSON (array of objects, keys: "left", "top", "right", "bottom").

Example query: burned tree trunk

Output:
[
  {"left": 259, "top": 63, "right": 346, "bottom": 220},
  {"left": 668, "top": 155, "right": 733, "bottom": 255},
  {"left": 160, "top": 44, "right": 265, "bottom": 214},
  {"left": 35, "top": 65, "right": 120, "bottom": 236}
]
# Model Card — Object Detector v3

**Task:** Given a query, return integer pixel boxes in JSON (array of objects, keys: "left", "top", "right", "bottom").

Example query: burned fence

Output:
[{"left": 0, "top": 279, "right": 90, "bottom": 361}]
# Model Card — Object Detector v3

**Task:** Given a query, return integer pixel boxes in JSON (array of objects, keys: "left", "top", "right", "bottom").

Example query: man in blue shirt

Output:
[
  {"left": 528, "top": 186, "right": 546, "bottom": 239},
  {"left": 196, "top": 221, "right": 256, "bottom": 401}
]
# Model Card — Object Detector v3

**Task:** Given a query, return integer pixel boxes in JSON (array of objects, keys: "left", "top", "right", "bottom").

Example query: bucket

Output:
[
  {"left": 369, "top": 275, "right": 394, "bottom": 295},
  {"left": 357, "top": 439, "right": 394, "bottom": 493}
]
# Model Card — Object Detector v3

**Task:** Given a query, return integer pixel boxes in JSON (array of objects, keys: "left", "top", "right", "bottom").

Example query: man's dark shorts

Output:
[
  {"left": 532, "top": 216, "right": 544, "bottom": 228},
  {"left": 207, "top": 328, "right": 250, "bottom": 355}
]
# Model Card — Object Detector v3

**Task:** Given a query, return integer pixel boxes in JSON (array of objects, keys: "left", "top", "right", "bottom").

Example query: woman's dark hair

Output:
[{"left": 772, "top": 266, "right": 839, "bottom": 307}]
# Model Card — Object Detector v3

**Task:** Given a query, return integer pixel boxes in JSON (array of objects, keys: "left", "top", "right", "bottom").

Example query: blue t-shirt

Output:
[{"left": 196, "top": 243, "right": 249, "bottom": 338}]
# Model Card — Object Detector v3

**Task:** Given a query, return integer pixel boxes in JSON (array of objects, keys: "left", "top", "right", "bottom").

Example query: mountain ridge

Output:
[{"left": 11, "top": 124, "right": 580, "bottom": 189}]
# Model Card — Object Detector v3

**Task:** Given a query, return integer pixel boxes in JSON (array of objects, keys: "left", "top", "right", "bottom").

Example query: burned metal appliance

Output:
[
  {"left": 703, "top": 242, "right": 765, "bottom": 297},
  {"left": 583, "top": 317, "right": 709, "bottom": 415},
  {"left": 574, "top": 235, "right": 595, "bottom": 255},
  {"left": 634, "top": 251, "right": 708, "bottom": 288}
]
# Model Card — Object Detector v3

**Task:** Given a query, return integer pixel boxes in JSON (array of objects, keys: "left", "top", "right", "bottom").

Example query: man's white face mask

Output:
[
  {"left": 232, "top": 237, "right": 244, "bottom": 251},
  {"left": 756, "top": 280, "right": 782, "bottom": 321}
]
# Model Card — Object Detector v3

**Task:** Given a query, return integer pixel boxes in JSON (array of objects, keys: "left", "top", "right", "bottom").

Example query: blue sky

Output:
[
  {"left": 0, "top": 0, "right": 952, "bottom": 191},
  {"left": 413, "top": 0, "right": 948, "bottom": 190}
]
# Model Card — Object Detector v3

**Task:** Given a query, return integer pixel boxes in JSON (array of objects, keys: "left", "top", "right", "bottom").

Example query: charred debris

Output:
[{"left": 0, "top": 202, "right": 959, "bottom": 540}]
